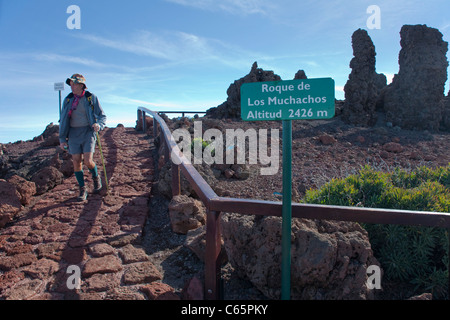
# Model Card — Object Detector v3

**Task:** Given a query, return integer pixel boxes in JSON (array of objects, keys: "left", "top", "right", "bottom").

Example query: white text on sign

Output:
[{"left": 241, "top": 78, "right": 335, "bottom": 121}]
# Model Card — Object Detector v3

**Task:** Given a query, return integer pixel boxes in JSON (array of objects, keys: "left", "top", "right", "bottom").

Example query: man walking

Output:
[{"left": 59, "top": 74, "right": 107, "bottom": 201}]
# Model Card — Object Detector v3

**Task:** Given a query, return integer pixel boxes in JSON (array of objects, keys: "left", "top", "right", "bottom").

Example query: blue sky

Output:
[{"left": 0, "top": 0, "right": 449, "bottom": 143}]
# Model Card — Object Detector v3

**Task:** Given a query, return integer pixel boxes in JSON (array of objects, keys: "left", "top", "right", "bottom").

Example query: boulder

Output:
[
  {"left": 0, "top": 179, "right": 22, "bottom": 228},
  {"left": 382, "top": 25, "right": 448, "bottom": 131},
  {"left": 31, "top": 166, "right": 64, "bottom": 195},
  {"left": 7, "top": 175, "right": 36, "bottom": 206},
  {"left": 221, "top": 213, "right": 379, "bottom": 300},
  {"left": 168, "top": 195, "right": 206, "bottom": 234}
]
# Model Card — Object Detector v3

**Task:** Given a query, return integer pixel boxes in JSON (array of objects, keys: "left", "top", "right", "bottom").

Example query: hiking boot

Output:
[
  {"left": 93, "top": 175, "right": 102, "bottom": 193},
  {"left": 77, "top": 186, "right": 88, "bottom": 201}
]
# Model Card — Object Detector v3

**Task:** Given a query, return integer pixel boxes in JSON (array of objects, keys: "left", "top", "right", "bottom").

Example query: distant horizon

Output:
[{"left": 1, "top": 1, "right": 449, "bottom": 144}]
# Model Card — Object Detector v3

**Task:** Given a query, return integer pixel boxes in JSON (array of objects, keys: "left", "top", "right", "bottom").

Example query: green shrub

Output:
[
  {"left": 191, "top": 137, "right": 215, "bottom": 157},
  {"left": 304, "top": 164, "right": 450, "bottom": 299}
]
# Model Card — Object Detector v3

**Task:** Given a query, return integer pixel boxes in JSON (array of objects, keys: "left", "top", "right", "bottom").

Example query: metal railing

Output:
[
  {"left": 156, "top": 111, "right": 207, "bottom": 118},
  {"left": 137, "top": 107, "right": 450, "bottom": 300}
]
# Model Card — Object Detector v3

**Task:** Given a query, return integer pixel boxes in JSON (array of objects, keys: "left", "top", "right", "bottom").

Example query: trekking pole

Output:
[{"left": 96, "top": 131, "right": 109, "bottom": 191}]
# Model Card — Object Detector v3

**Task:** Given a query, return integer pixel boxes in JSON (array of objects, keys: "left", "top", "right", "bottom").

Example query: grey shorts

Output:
[{"left": 68, "top": 126, "right": 97, "bottom": 155}]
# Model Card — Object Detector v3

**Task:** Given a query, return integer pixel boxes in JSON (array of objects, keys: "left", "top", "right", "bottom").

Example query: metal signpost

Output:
[
  {"left": 54, "top": 82, "right": 65, "bottom": 120},
  {"left": 241, "top": 78, "right": 335, "bottom": 300}
]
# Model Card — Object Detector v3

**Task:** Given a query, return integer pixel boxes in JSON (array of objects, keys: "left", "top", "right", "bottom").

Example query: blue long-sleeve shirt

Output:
[{"left": 59, "top": 91, "right": 107, "bottom": 144}]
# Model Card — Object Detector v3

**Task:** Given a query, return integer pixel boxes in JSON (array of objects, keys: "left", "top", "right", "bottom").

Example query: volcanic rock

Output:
[
  {"left": 31, "top": 166, "right": 64, "bottom": 195},
  {"left": 168, "top": 195, "right": 206, "bottom": 234},
  {"left": 382, "top": 24, "right": 449, "bottom": 131},
  {"left": 294, "top": 69, "right": 307, "bottom": 80},
  {"left": 221, "top": 213, "right": 379, "bottom": 300},
  {"left": 441, "top": 90, "right": 450, "bottom": 131},
  {"left": 7, "top": 175, "right": 36, "bottom": 206},
  {"left": 343, "top": 29, "right": 387, "bottom": 126},
  {"left": 0, "top": 179, "right": 22, "bottom": 228},
  {"left": 140, "top": 282, "right": 180, "bottom": 300},
  {"left": 206, "top": 62, "right": 281, "bottom": 119}
]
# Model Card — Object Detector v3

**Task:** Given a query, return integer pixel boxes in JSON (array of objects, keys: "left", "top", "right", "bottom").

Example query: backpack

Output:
[{"left": 66, "top": 91, "right": 95, "bottom": 112}]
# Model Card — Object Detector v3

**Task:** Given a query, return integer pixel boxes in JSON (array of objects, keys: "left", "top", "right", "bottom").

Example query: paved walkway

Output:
[{"left": 0, "top": 127, "right": 163, "bottom": 300}]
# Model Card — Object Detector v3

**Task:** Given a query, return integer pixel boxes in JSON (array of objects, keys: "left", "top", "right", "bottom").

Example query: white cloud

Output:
[
  {"left": 76, "top": 31, "right": 258, "bottom": 70},
  {"left": 33, "top": 53, "right": 108, "bottom": 68},
  {"left": 441, "top": 23, "right": 450, "bottom": 32},
  {"left": 77, "top": 31, "right": 208, "bottom": 62},
  {"left": 165, "top": 0, "right": 275, "bottom": 16}
]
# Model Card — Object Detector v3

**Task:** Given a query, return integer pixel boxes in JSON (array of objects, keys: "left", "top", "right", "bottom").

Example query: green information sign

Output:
[
  {"left": 240, "top": 77, "right": 335, "bottom": 300},
  {"left": 241, "top": 78, "right": 335, "bottom": 121}
]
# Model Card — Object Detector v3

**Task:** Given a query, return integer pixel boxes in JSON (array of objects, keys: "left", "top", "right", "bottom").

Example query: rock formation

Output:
[
  {"left": 221, "top": 213, "right": 379, "bottom": 300},
  {"left": 294, "top": 69, "right": 307, "bottom": 80},
  {"left": 343, "top": 29, "right": 387, "bottom": 126},
  {"left": 441, "top": 90, "right": 450, "bottom": 131},
  {"left": 381, "top": 24, "right": 449, "bottom": 131},
  {"left": 206, "top": 62, "right": 281, "bottom": 119}
]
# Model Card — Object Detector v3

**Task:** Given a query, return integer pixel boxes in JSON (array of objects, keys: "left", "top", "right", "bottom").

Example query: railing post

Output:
[
  {"left": 142, "top": 111, "right": 147, "bottom": 133},
  {"left": 205, "top": 209, "right": 222, "bottom": 300},
  {"left": 137, "top": 109, "right": 141, "bottom": 131}
]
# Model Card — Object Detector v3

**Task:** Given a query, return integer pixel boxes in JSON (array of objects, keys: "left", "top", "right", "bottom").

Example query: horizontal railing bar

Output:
[
  {"left": 210, "top": 197, "right": 450, "bottom": 228},
  {"left": 157, "top": 111, "right": 207, "bottom": 114}
]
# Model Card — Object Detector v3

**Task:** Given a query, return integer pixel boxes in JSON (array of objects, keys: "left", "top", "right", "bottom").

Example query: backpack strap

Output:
[
  {"left": 85, "top": 91, "right": 94, "bottom": 111},
  {"left": 65, "top": 92, "right": 74, "bottom": 104},
  {"left": 65, "top": 91, "right": 95, "bottom": 119},
  {"left": 85, "top": 91, "right": 97, "bottom": 123}
]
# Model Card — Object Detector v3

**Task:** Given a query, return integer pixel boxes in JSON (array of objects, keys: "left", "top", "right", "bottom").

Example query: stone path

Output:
[{"left": 0, "top": 127, "right": 171, "bottom": 300}]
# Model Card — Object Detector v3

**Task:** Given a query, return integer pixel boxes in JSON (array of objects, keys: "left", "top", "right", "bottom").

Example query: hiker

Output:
[{"left": 59, "top": 74, "right": 107, "bottom": 201}]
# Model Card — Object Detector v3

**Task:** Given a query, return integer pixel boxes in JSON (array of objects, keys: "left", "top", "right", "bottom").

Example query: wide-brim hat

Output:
[{"left": 66, "top": 74, "right": 86, "bottom": 87}]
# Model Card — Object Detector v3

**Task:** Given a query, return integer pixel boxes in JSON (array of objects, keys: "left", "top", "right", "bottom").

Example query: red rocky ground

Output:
[
  {"left": 0, "top": 112, "right": 449, "bottom": 300},
  {"left": 0, "top": 126, "right": 176, "bottom": 300}
]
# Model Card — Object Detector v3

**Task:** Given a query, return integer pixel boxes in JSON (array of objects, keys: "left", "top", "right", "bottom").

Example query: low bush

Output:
[
  {"left": 191, "top": 137, "right": 215, "bottom": 157},
  {"left": 304, "top": 164, "right": 449, "bottom": 299}
]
